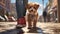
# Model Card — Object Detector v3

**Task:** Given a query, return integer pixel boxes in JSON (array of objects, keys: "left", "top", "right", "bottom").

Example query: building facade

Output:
[
  {"left": 0, "top": 0, "right": 6, "bottom": 15},
  {"left": 0, "top": 0, "right": 11, "bottom": 21},
  {"left": 5, "top": 0, "right": 11, "bottom": 12},
  {"left": 57, "top": 0, "right": 60, "bottom": 22},
  {"left": 52, "top": 0, "right": 57, "bottom": 7},
  {"left": 47, "top": 0, "right": 57, "bottom": 22},
  {"left": 0, "top": 0, "right": 11, "bottom": 16},
  {"left": 52, "top": 0, "right": 57, "bottom": 22},
  {"left": 10, "top": 3, "right": 17, "bottom": 19}
]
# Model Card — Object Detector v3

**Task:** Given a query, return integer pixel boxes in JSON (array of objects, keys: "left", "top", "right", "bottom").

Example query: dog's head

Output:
[{"left": 26, "top": 2, "right": 39, "bottom": 14}]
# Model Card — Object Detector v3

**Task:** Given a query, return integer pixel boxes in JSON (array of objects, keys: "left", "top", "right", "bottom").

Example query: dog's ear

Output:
[
  {"left": 36, "top": 4, "right": 39, "bottom": 9},
  {"left": 34, "top": 4, "right": 39, "bottom": 9}
]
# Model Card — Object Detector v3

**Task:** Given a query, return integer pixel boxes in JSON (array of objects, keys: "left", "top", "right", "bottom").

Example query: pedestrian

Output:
[
  {"left": 43, "top": 11, "right": 47, "bottom": 22},
  {"left": 16, "top": 0, "right": 27, "bottom": 28}
]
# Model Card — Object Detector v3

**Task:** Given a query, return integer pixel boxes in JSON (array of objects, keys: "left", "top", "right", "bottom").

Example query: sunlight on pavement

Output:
[{"left": 0, "top": 22, "right": 60, "bottom": 34}]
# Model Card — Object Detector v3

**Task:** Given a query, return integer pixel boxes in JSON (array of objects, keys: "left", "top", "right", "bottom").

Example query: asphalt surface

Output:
[{"left": 0, "top": 22, "right": 60, "bottom": 34}]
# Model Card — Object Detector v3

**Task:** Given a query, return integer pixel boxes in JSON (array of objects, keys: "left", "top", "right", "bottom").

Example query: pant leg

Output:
[
  {"left": 16, "top": 0, "right": 26, "bottom": 18},
  {"left": 16, "top": 0, "right": 26, "bottom": 27},
  {"left": 44, "top": 17, "right": 46, "bottom": 22}
]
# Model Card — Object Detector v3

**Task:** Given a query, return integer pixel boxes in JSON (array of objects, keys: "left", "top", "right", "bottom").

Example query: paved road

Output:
[{"left": 0, "top": 22, "right": 60, "bottom": 34}]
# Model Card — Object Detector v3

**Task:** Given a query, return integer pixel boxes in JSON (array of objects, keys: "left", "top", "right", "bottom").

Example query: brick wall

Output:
[{"left": 52, "top": 0, "right": 57, "bottom": 7}]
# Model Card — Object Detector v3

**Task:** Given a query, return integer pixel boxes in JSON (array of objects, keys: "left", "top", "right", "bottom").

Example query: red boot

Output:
[{"left": 16, "top": 17, "right": 26, "bottom": 28}]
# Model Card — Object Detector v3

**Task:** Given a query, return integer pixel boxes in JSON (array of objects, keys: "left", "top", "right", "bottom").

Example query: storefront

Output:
[
  {"left": 48, "top": 6, "right": 57, "bottom": 22},
  {"left": 52, "top": 6, "right": 57, "bottom": 22}
]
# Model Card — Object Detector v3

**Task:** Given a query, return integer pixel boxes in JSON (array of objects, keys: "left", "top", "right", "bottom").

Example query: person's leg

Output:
[
  {"left": 44, "top": 17, "right": 46, "bottom": 22},
  {"left": 16, "top": 0, "right": 26, "bottom": 28},
  {"left": 43, "top": 17, "right": 45, "bottom": 22}
]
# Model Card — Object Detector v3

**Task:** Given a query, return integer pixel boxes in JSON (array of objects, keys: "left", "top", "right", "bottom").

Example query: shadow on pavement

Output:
[
  {"left": 0, "top": 28, "right": 24, "bottom": 34},
  {"left": 27, "top": 27, "right": 44, "bottom": 33}
]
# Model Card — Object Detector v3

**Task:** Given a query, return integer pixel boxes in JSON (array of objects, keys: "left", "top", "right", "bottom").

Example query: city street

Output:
[
  {"left": 0, "top": 0, "right": 60, "bottom": 34},
  {"left": 0, "top": 22, "right": 60, "bottom": 34}
]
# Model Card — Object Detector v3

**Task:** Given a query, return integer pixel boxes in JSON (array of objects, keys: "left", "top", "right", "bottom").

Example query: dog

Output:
[{"left": 26, "top": 2, "right": 39, "bottom": 29}]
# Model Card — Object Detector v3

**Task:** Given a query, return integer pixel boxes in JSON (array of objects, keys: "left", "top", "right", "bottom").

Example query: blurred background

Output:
[
  {"left": 0, "top": 0, "right": 59, "bottom": 23},
  {"left": 0, "top": 0, "right": 60, "bottom": 34}
]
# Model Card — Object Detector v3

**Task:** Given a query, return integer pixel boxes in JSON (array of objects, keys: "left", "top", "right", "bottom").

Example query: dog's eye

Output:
[
  {"left": 34, "top": 7, "right": 36, "bottom": 9},
  {"left": 29, "top": 7, "right": 31, "bottom": 8}
]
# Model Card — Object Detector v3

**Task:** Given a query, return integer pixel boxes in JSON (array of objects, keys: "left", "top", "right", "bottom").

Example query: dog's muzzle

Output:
[{"left": 29, "top": 7, "right": 36, "bottom": 12}]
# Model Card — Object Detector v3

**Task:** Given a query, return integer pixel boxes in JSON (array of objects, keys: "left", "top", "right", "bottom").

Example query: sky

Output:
[{"left": 11, "top": 0, "right": 48, "bottom": 16}]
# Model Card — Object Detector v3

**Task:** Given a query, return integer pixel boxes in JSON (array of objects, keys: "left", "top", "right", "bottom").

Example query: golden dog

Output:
[{"left": 26, "top": 2, "right": 39, "bottom": 29}]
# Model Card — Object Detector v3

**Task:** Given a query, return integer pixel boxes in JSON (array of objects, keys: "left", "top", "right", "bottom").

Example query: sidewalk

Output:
[
  {"left": 0, "top": 22, "right": 17, "bottom": 32},
  {"left": 37, "top": 22, "right": 60, "bottom": 34},
  {"left": 0, "top": 22, "right": 60, "bottom": 34}
]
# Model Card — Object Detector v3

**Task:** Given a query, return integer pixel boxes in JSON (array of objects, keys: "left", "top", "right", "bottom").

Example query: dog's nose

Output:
[{"left": 31, "top": 9, "right": 33, "bottom": 11}]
